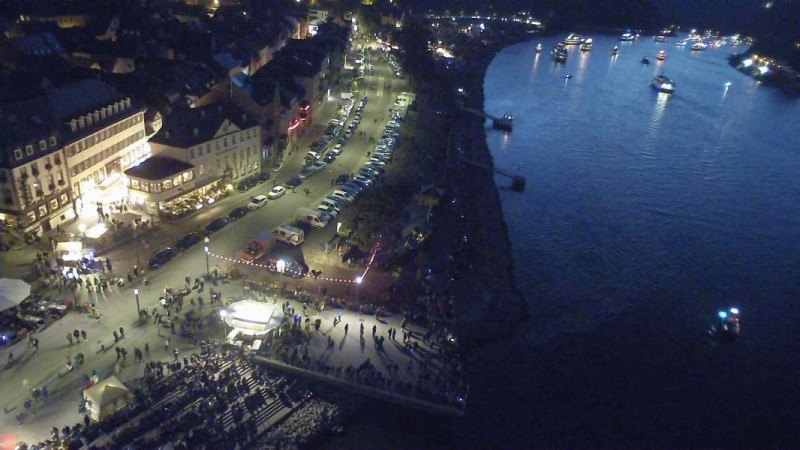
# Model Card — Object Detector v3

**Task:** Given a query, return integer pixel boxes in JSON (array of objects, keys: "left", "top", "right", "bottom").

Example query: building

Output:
[
  {"left": 1, "top": 97, "right": 73, "bottom": 233},
  {"left": 123, "top": 156, "right": 204, "bottom": 218},
  {"left": 54, "top": 79, "right": 149, "bottom": 213},
  {"left": 148, "top": 103, "right": 263, "bottom": 191}
]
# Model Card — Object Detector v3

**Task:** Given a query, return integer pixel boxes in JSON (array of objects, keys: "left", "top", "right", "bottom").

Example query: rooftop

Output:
[{"left": 124, "top": 156, "right": 194, "bottom": 181}]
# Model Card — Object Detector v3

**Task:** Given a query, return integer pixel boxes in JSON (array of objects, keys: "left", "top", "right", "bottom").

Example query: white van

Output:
[
  {"left": 294, "top": 207, "right": 331, "bottom": 228},
  {"left": 273, "top": 224, "right": 305, "bottom": 246}
]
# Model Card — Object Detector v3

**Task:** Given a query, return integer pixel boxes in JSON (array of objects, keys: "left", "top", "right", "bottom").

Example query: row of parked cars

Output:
[
  {"left": 147, "top": 173, "right": 291, "bottom": 269},
  {"left": 312, "top": 98, "right": 404, "bottom": 219}
]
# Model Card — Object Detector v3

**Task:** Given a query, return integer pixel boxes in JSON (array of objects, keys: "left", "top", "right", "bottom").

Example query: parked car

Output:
[
  {"left": 312, "top": 160, "right": 327, "bottom": 172},
  {"left": 316, "top": 204, "right": 338, "bottom": 218},
  {"left": 148, "top": 247, "right": 176, "bottom": 269},
  {"left": 204, "top": 217, "right": 229, "bottom": 235},
  {"left": 335, "top": 173, "right": 351, "bottom": 185},
  {"left": 175, "top": 232, "right": 202, "bottom": 251},
  {"left": 320, "top": 198, "right": 342, "bottom": 211},
  {"left": 285, "top": 176, "right": 303, "bottom": 188},
  {"left": 272, "top": 161, "right": 285, "bottom": 172},
  {"left": 299, "top": 165, "right": 316, "bottom": 179},
  {"left": 325, "top": 196, "right": 347, "bottom": 208},
  {"left": 353, "top": 175, "right": 374, "bottom": 187},
  {"left": 268, "top": 186, "right": 286, "bottom": 199},
  {"left": 364, "top": 164, "right": 386, "bottom": 174},
  {"left": 248, "top": 195, "right": 268, "bottom": 210},
  {"left": 331, "top": 144, "right": 344, "bottom": 155},
  {"left": 228, "top": 206, "right": 249, "bottom": 220},
  {"left": 255, "top": 172, "right": 271, "bottom": 183},
  {"left": 236, "top": 178, "right": 257, "bottom": 192},
  {"left": 323, "top": 153, "right": 337, "bottom": 163}
]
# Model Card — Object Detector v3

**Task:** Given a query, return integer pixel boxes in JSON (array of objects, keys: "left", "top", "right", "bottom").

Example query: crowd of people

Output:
[{"left": 259, "top": 398, "right": 342, "bottom": 449}]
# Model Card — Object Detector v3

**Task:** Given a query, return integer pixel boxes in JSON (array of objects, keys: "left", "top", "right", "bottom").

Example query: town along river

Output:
[{"left": 461, "top": 35, "right": 800, "bottom": 447}]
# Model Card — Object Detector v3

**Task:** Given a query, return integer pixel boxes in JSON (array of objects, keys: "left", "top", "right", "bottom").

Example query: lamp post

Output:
[
  {"left": 134, "top": 288, "right": 141, "bottom": 322},
  {"left": 219, "top": 309, "right": 228, "bottom": 343},
  {"left": 355, "top": 276, "right": 363, "bottom": 305},
  {"left": 204, "top": 236, "right": 210, "bottom": 279}
]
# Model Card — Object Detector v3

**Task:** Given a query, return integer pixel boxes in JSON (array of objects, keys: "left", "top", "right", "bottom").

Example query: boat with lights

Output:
[
  {"left": 620, "top": 31, "right": 636, "bottom": 41},
  {"left": 564, "top": 33, "right": 582, "bottom": 45},
  {"left": 654, "top": 35, "right": 667, "bottom": 43},
  {"left": 656, "top": 50, "right": 667, "bottom": 61},
  {"left": 551, "top": 44, "right": 568, "bottom": 63},
  {"left": 611, "top": 46, "right": 619, "bottom": 56},
  {"left": 709, "top": 307, "right": 741, "bottom": 338},
  {"left": 580, "top": 38, "right": 593, "bottom": 52},
  {"left": 651, "top": 75, "right": 676, "bottom": 93},
  {"left": 536, "top": 43, "right": 543, "bottom": 53},
  {"left": 691, "top": 42, "right": 707, "bottom": 51}
]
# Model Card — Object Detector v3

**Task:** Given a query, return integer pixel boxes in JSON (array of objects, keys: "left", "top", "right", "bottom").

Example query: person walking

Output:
[
  {"left": 372, "top": 324, "right": 377, "bottom": 336},
  {"left": 360, "top": 323, "right": 364, "bottom": 336},
  {"left": 344, "top": 323, "right": 349, "bottom": 334},
  {"left": 105, "top": 258, "right": 112, "bottom": 273},
  {"left": 67, "top": 333, "right": 73, "bottom": 346},
  {"left": 173, "top": 348, "right": 179, "bottom": 361},
  {"left": 145, "top": 343, "right": 150, "bottom": 355},
  {"left": 119, "top": 326, "right": 125, "bottom": 338},
  {"left": 164, "top": 338, "right": 169, "bottom": 351},
  {"left": 81, "top": 330, "right": 87, "bottom": 341},
  {"left": 113, "top": 331, "right": 119, "bottom": 342}
]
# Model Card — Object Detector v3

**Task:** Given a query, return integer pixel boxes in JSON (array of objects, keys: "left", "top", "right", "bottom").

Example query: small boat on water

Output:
[
  {"left": 675, "top": 40, "right": 687, "bottom": 47},
  {"left": 551, "top": 45, "right": 568, "bottom": 63},
  {"left": 691, "top": 42, "right": 707, "bottom": 51},
  {"left": 536, "top": 43, "right": 543, "bottom": 53},
  {"left": 709, "top": 307, "right": 741, "bottom": 338},
  {"left": 564, "top": 74, "right": 573, "bottom": 79},
  {"left": 580, "top": 38, "right": 593, "bottom": 52},
  {"left": 620, "top": 31, "right": 636, "bottom": 41},
  {"left": 641, "top": 56, "right": 650, "bottom": 65},
  {"left": 611, "top": 46, "right": 619, "bottom": 56},
  {"left": 654, "top": 35, "right": 667, "bottom": 43},
  {"left": 564, "top": 33, "right": 582, "bottom": 45},
  {"left": 652, "top": 75, "right": 676, "bottom": 93},
  {"left": 656, "top": 50, "right": 667, "bottom": 61}
]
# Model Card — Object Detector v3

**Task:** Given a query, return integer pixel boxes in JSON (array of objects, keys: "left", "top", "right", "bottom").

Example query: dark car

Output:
[
  {"left": 285, "top": 176, "right": 303, "bottom": 188},
  {"left": 203, "top": 217, "right": 229, "bottom": 235},
  {"left": 236, "top": 178, "right": 257, "bottom": 192},
  {"left": 148, "top": 247, "right": 176, "bottom": 269},
  {"left": 323, "top": 153, "right": 337, "bottom": 163},
  {"left": 228, "top": 206, "right": 249, "bottom": 220},
  {"left": 255, "top": 172, "right": 271, "bottom": 183},
  {"left": 175, "top": 232, "right": 202, "bottom": 251},
  {"left": 335, "top": 173, "right": 351, "bottom": 185}
]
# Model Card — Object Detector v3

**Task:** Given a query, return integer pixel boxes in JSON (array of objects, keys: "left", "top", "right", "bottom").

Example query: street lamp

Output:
[
  {"left": 355, "top": 276, "right": 363, "bottom": 304},
  {"left": 134, "top": 288, "right": 141, "bottom": 322},
  {"left": 204, "top": 236, "right": 210, "bottom": 279},
  {"left": 219, "top": 309, "right": 228, "bottom": 343}
]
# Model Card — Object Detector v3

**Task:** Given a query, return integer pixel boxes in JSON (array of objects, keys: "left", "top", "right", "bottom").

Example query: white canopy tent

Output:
[
  {"left": 223, "top": 300, "right": 283, "bottom": 336},
  {"left": 0, "top": 278, "right": 31, "bottom": 312},
  {"left": 83, "top": 376, "right": 133, "bottom": 421}
]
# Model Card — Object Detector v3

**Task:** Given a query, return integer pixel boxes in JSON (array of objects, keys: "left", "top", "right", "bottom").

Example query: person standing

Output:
[
  {"left": 344, "top": 323, "right": 349, "bottom": 334},
  {"left": 67, "top": 333, "right": 73, "bottom": 346},
  {"left": 81, "top": 330, "right": 87, "bottom": 341},
  {"left": 164, "top": 338, "right": 169, "bottom": 351}
]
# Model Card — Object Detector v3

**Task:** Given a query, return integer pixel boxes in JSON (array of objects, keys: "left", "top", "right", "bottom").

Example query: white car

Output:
[
  {"left": 268, "top": 186, "right": 286, "bottom": 199},
  {"left": 316, "top": 204, "right": 338, "bottom": 217},
  {"left": 248, "top": 195, "right": 268, "bottom": 210},
  {"left": 331, "top": 144, "right": 344, "bottom": 155}
]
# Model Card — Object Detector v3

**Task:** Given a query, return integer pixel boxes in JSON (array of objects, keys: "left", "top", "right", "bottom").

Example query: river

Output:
[{"left": 462, "top": 35, "right": 800, "bottom": 448}]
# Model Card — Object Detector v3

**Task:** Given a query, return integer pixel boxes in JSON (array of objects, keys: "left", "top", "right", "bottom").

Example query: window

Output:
[
  {"left": 50, "top": 198, "right": 58, "bottom": 210},
  {"left": 49, "top": 136, "right": 56, "bottom": 147},
  {"left": 39, "top": 140, "right": 46, "bottom": 150},
  {"left": 197, "top": 146, "right": 203, "bottom": 156},
  {"left": 14, "top": 149, "right": 22, "bottom": 159},
  {"left": 189, "top": 148, "right": 194, "bottom": 159},
  {"left": 27, "top": 211, "right": 37, "bottom": 223},
  {"left": 25, "top": 145, "right": 33, "bottom": 155},
  {"left": 38, "top": 204, "right": 48, "bottom": 217},
  {"left": 199, "top": 164, "right": 205, "bottom": 175},
  {"left": 223, "top": 138, "right": 228, "bottom": 148},
  {"left": 183, "top": 171, "right": 192, "bottom": 182},
  {"left": 173, "top": 175, "right": 182, "bottom": 186},
  {"left": 60, "top": 193, "right": 69, "bottom": 204},
  {"left": 162, "top": 179, "right": 173, "bottom": 190},
  {"left": 130, "top": 179, "right": 140, "bottom": 189}
]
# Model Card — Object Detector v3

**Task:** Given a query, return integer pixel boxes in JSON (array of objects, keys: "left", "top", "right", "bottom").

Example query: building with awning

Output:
[{"left": 83, "top": 376, "right": 133, "bottom": 421}]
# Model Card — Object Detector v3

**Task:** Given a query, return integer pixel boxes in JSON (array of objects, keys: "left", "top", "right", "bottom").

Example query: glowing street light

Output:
[
  {"left": 204, "top": 236, "right": 210, "bottom": 278},
  {"left": 134, "top": 288, "right": 141, "bottom": 322},
  {"left": 355, "top": 276, "right": 363, "bottom": 304}
]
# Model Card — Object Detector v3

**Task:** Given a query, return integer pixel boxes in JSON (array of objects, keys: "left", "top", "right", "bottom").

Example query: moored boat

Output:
[
  {"left": 564, "top": 33, "right": 582, "bottom": 45},
  {"left": 580, "top": 38, "right": 593, "bottom": 52},
  {"left": 620, "top": 31, "right": 636, "bottom": 41},
  {"left": 651, "top": 75, "right": 676, "bottom": 93},
  {"left": 656, "top": 50, "right": 667, "bottom": 61},
  {"left": 691, "top": 42, "right": 707, "bottom": 51},
  {"left": 536, "top": 43, "right": 543, "bottom": 53},
  {"left": 641, "top": 56, "right": 650, "bottom": 65},
  {"left": 654, "top": 35, "right": 667, "bottom": 43},
  {"left": 611, "top": 45, "right": 619, "bottom": 56},
  {"left": 551, "top": 45, "right": 568, "bottom": 62}
]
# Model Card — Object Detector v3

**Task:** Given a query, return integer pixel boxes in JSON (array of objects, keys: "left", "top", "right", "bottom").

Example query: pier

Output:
[
  {"left": 462, "top": 107, "right": 514, "bottom": 131},
  {"left": 465, "top": 160, "right": 526, "bottom": 191}
]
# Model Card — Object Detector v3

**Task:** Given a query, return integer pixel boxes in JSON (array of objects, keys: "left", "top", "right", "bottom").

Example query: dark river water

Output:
[{"left": 462, "top": 35, "right": 800, "bottom": 448}]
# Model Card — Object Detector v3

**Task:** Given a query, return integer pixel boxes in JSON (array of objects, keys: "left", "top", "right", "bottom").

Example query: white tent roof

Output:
[
  {"left": 224, "top": 300, "right": 282, "bottom": 333},
  {"left": 0, "top": 278, "right": 31, "bottom": 312},
  {"left": 84, "top": 375, "right": 131, "bottom": 409}
]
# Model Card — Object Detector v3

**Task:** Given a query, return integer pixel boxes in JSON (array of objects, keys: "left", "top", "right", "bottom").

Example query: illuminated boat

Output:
[
  {"left": 651, "top": 75, "right": 676, "bottom": 94},
  {"left": 536, "top": 43, "right": 543, "bottom": 53},
  {"left": 641, "top": 56, "right": 650, "bottom": 65},
  {"left": 654, "top": 35, "right": 667, "bottom": 43},
  {"left": 551, "top": 44, "right": 568, "bottom": 62},
  {"left": 611, "top": 45, "right": 619, "bottom": 56},
  {"left": 691, "top": 42, "right": 707, "bottom": 51},
  {"left": 675, "top": 40, "right": 687, "bottom": 47},
  {"left": 656, "top": 50, "right": 667, "bottom": 61},
  {"left": 580, "top": 38, "right": 593, "bottom": 52},
  {"left": 710, "top": 307, "right": 741, "bottom": 338},
  {"left": 620, "top": 31, "right": 636, "bottom": 41},
  {"left": 564, "top": 33, "right": 582, "bottom": 45}
]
